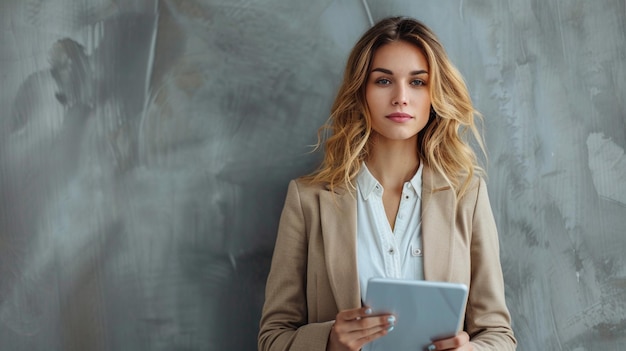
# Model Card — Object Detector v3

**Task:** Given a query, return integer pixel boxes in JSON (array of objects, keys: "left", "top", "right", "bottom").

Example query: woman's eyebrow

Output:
[
  {"left": 371, "top": 67, "right": 393, "bottom": 75},
  {"left": 370, "top": 67, "right": 429, "bottom": 75}
]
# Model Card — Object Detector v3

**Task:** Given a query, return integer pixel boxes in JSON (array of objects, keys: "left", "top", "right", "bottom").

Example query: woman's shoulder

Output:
[
  {"left": 425, "top": 165, "right": 487, "bottom": 200},
  {"left": 425, "top": 164, "right": 484, "bottom": 187},
  {"left": 288, "top": 177, "right": 352, "bottom": 197},
  {"left": 287, "top": 177, "right": 329, "bottom": 195}
]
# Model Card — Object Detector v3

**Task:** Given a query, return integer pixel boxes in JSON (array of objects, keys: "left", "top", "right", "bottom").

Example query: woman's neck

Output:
[{"left": 365, "top": 138, "right": 420, "bottom": 190}]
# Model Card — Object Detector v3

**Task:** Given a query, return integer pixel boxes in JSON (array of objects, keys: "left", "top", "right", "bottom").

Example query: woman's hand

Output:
[
  {"left": 428, "top": 331, "right": 473, "bottom": 351},
  {"left": 327, "top": 307, "right": 395, "bottom": 351}
]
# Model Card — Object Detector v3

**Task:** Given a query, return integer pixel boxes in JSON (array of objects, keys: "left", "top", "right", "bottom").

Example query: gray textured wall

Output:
[{"left": 1, "top": 0, "right": 624, "bottom": 350}]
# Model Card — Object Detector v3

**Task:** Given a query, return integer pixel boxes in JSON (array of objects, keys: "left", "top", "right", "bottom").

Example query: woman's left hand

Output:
[{"left": 429, "top": 331, "right": 473, "bottom": 351}]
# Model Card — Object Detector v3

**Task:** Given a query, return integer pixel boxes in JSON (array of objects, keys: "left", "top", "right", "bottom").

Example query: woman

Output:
[{"left": 258, "top": 16, "right": 516, "bottom": 351}]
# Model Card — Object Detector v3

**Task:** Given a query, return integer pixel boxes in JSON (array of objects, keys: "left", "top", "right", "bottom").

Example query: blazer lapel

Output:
[
  {"left": 421, "top": 165, "right": 455, "bottom": 282},
  {"left": 319, "top": 186, "right": 362, "bottom": 311},
  {"left": 317, "top": 166, "right": 456, "bottom": 310}
]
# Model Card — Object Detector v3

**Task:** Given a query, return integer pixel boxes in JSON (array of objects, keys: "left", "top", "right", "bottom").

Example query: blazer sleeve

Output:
[
  {"left": 467, "top": 178, "right": 517, "bottom": 350},
  {"left": 258, "top": 180, "right": 334, "bottom": 351}
]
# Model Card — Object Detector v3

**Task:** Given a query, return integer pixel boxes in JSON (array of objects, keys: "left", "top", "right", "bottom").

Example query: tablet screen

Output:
[{"left": 364, "top": 278, "right": 468, "bottom": 351}]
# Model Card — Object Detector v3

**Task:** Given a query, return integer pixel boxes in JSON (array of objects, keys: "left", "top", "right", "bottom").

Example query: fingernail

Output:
[
  {"left": 387, "top": 325, "right": 394, "bottom": 333},
  {"left": 387, "top": 315, "right": 396, "bottom": 324},
  {"left": 364, "top": 308, "right": 372, "bottom": 315},
  {"left": 427, "top": 344, "right": 436, "bottom": 351}
]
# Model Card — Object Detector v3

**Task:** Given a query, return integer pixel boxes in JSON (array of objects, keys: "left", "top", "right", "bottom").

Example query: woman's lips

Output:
[{"left": 386, "top": 112, "right": 413, "bottom": 122}]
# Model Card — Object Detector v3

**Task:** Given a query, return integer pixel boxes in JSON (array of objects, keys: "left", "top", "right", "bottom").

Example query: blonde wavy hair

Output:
[{"left": 303, "top": 16, "right": 486, "bottom": 200}]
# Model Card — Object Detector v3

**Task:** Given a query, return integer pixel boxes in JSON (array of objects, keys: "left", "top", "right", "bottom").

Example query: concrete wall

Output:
[{"left": 1, "top": 0, "right": 624, "bottom": 350}]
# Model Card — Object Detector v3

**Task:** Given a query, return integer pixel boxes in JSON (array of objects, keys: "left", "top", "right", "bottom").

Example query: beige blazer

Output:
[{"left": 258, "top": 166, "right": 516, "bottom": 351}]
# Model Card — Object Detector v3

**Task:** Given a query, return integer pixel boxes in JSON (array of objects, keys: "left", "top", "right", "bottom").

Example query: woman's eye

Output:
[
  {"left": 411, "top": 79, "right": 426, "bottom": 86},
  {"left": 375, "top": 78, "right": 391, "bottom": 85}
]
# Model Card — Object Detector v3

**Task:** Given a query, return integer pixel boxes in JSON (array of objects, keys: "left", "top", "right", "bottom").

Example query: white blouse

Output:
[{"left": 356, "top": 162, "right": 425, "bottom": 301}]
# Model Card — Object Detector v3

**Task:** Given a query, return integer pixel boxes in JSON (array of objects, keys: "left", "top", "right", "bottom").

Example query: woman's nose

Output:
[{"left": 392, "top": 86, "right": 408, "bottom": 106}]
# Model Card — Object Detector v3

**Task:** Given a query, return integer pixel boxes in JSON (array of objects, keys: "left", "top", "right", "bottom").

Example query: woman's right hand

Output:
[{"left": 327, "top": 307, "right": 395, "bottom": 351}]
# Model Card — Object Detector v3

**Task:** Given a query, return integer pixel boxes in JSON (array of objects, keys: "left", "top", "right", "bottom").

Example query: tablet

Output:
[{"left": 364, "top": 278, "right": 468, "bottom": 351}]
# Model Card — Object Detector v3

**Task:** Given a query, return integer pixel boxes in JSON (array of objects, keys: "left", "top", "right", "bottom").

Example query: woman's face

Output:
[{"left": 365, "top": 40, "right": 431, "bottom": 144}]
